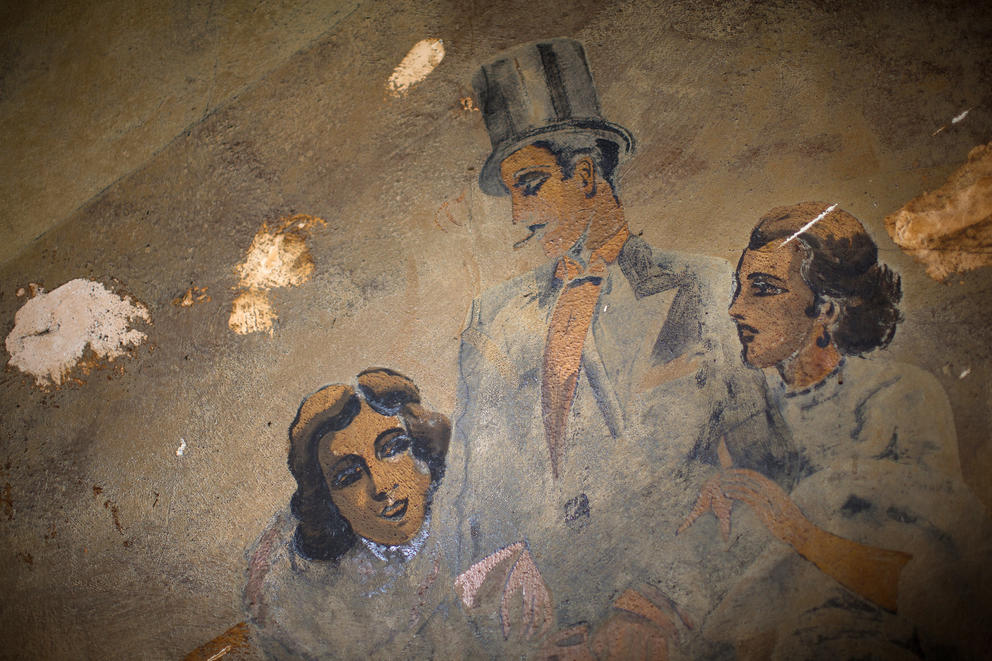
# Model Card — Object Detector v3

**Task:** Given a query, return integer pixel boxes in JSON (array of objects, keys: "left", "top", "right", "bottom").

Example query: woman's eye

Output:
[
  {"left": 330, "top": 463, "right": 364, "bottom": 489},
  {"left": 752, "top": 282, "right": 787, "bottom": 296},
  {"left": 379, "top": 434, "right": 411, "bottom": 459}
]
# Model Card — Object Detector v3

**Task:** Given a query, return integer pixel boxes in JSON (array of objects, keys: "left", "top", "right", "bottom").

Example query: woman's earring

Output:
[{"left": 815, "top": 326, "right": 831, "bottom": 348}]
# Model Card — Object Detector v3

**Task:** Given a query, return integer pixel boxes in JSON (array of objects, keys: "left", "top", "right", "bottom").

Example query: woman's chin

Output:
[{"left": 359, "top": 516, "right": 425, "bottom": 547}]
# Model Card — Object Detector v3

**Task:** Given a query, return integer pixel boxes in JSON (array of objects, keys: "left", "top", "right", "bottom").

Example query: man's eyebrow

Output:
[
  {"left": 512, "top": 167, "right": 549, "bottom": 180},
  {"left": 747, "top": 271, "right": 786, "bottom": 283}
]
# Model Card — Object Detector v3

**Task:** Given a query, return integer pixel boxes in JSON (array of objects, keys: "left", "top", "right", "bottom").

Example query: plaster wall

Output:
[{"left": 0, "top": 1, "right": 989, "bottom": 657}]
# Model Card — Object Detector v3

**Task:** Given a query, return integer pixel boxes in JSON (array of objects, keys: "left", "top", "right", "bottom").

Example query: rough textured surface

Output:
[
  {"left": 0, "top": 0, "right": 990, "bottom": 658},
  {"left": 885, "top": 141, "right": 992, "bottom": 281}
]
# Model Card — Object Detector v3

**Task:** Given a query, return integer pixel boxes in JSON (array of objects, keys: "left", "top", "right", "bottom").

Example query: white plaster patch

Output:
[
  {"left": 176, "top": 438, "right": 187, "bottom": 457},
  {"left": 5, "top": 279, "right": 150, "bottom": 386},
  {"left": 387, "top": 38, "right": 445, "bottom": 97}
]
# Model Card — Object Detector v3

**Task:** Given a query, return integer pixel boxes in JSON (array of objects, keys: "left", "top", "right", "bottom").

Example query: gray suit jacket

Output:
[{"left": 433, "top": 236, "right": 795, "bottom": 638}]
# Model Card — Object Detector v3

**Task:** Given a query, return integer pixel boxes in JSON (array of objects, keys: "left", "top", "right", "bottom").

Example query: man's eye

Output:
[
  {"left": 379, "top": 434, "right": 412, "bottom": 459},
  {"left": 330, "top": 463, "right": 364, "bottom": 489},
  {"left": 514, "top": 173, "right": 549, "bottom": 197}
]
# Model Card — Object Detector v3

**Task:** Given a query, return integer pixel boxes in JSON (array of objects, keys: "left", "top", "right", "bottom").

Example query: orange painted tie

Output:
[{"left": 541, "top": 257, "right": 605, "bottom": 479}]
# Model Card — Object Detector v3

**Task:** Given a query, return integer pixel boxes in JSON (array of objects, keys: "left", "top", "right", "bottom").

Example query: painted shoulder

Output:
[
  {"left": 619, "top": 236, "right": 735, "bottom": 307},
  {"left": 464, "top": 260, "right": 557, "bottom": 330},
  {"left": 845, "top": 355, "right": 950, "bottom": 408}
]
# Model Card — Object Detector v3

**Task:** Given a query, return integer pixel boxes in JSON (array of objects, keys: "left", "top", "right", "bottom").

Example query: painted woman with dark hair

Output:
[
  {"left": 243, "top": 368, "right": 469, "bottom": 659},
  {"left": 683, "top": 203, "right": 988, "bottom": 657}
]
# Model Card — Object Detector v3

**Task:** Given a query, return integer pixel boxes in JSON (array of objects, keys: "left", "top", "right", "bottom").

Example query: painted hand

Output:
[
  {"left": 455, "top": 541, "right": 553, "bottom": 641},
  {"left": 716, "top": 468, "right": 812, "bottom": 550},
  {"left": 501, "top": 545, "right": 554, "bottom": 640},
  {"left": 677, "top": 473, "right": 735, "bottom": 541},
  {"left": 678, "top": 468, "right": 812, "bottom": 550}
]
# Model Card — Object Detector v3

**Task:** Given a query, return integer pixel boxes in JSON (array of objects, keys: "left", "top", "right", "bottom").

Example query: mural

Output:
[
  {"left": 227, "top": 38, "right": 988, "bottom": 660},
  {"left": 3, "top": 5, "right": 991, "bottom": 658}
]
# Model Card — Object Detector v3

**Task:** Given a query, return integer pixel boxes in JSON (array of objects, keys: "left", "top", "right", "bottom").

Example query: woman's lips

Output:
[
  {"left": 379, "top": 499, "right": 408, "bottom": 521},
  {"left": 735, "top": 323, "right": 759, "bottom": 343}
]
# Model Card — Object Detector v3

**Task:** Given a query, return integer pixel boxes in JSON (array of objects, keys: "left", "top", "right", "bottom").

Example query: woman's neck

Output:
[{"left": 777, "top": 328, "right": 843, "bottom": 391}]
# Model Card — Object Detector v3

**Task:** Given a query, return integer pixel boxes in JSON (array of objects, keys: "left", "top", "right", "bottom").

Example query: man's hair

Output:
[
  {"left": 287, "top": 368, "right": 450, "bottom": 562},
  {"left": 748, "top": 203, "right": 902, "bottom": 355},
  {"left": 532, "top": 135, "right": 622, "bottom": 196}
]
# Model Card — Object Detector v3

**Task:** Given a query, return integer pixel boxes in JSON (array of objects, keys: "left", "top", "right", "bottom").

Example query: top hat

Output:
[{"left": 472, "top": 38, "right": 635, "bottom": 196}]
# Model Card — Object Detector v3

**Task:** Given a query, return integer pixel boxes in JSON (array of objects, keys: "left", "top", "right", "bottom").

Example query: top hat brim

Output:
[{"left": 478, "top": 119, "right": 635, "bottom": 197}]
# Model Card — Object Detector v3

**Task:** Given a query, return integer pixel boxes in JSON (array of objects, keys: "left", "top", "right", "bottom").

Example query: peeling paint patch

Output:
[
  {"left": 229, "top": 290, "right": 276, "bottom": 335},
  {"left": 172, "top": 286, "right": 211, "bottom": 307},
  {"left": 4, "top": 279, "right": 150, "bottom": 386},
  {"left": 228, "top": 214, "right": 325, "bottom": 335},
  {"left": 387, "top": 38, "right": 444, "bottom": 97},
  {"left": 885, "top": 141, "right": 992, "bottom": 281}
]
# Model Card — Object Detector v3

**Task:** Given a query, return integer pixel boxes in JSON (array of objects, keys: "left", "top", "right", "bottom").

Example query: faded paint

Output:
[
  {"left": 387, "top": 38, "right": 445, "bottom": 97},
  {"left": 4, "top": 278, "right": 150, "bottom": 386}
]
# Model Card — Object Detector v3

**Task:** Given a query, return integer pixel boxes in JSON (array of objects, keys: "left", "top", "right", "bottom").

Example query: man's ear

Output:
[{"left": 575, "top": 157, "right": 597, "bottom": 197}]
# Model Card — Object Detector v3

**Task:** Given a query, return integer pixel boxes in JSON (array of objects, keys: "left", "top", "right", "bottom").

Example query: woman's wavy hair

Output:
[
  {"left": 748, "top": 202, "right": 902, "bottom": 355},
  {"left": 286, "top": 367, "right": 450, "bottom": 562}
]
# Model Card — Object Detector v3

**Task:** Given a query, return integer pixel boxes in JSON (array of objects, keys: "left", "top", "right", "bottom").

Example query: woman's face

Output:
[
  {"left": 728, "top": 241, "right": 818, "bottom": 368},
  {"left": 318, "top": 400, "right": 431, "bottom": 546}
]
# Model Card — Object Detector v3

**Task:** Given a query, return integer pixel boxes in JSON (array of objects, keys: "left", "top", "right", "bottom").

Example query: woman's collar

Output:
[
  {"left": 359, "top": 514, "right": 431, "bottom": 563},
  {"left": 766, "top": 356, "right": 847, "bottom": 399}
]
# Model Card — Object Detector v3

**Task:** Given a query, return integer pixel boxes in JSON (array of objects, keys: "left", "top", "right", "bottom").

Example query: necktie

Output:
[{"left": 541, "top": 257, "right": 605, "bottom": 480}]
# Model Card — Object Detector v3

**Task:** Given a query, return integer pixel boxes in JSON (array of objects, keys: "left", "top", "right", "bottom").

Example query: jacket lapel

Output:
[{"left": 590, "top": 237, "right": 705, "bottom": 405}]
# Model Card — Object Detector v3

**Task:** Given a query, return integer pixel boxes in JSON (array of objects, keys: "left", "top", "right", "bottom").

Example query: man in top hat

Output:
[{"left": 433, "top": 38, "right": 794, "bottom": 657}]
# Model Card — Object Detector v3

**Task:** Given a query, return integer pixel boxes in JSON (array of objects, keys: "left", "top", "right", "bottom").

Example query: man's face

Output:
[
  {"left": 728, "top": 242, "right": 818, "bottom": 368},
  {"left": 500, "top": 144, "right": 593, "bottom": 258}
]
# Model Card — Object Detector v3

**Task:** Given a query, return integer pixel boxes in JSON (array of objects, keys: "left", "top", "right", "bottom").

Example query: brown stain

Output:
[
  {"left": 183, "top": 622, "right": 252, "bottom": 661},
  {"left": 796, "top": 133, "right": 843, "bottom": 158},
  {"left": 92, "top": 485, "right": 103, "bottom": 496},
  {"left": 103, "top": 499, "right": 125, "bottom": 536},
  {"left": 17, "top": 551, "right": 33, "bottom": 566},
  {"left": 1, "top": 482, "right": 12, "bottom": 520}
]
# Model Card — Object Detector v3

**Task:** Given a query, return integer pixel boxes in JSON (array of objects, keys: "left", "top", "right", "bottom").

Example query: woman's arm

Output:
[{"left": 681, "top": 468, "right": 911, "bottom": 611}]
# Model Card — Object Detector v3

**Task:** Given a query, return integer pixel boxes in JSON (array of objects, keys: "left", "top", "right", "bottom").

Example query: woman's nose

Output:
[{"left": 369, "top": 472, "right": 399, "bottom": 500}]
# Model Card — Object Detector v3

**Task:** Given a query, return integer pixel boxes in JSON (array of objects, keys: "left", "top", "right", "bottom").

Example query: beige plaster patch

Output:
[
  {"left": 4, "top": 278, "right": 150, "bottom": 386},
  {"left": 885, "top": 141, "right": 992, "bottom": 281},
  {"left": 228, "top": 214, "right": 325, "bottom": 335},
  {"left": 387, "top": 38, "right": 445, "bottom": 97},
  {"left": 229, "top": 289, "right": 277, "bottom": 335}
]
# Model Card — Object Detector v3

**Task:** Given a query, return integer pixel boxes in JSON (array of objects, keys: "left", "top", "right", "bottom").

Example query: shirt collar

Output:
[{"left": 554, "top": 225, "right": 630, "bottom": 282}]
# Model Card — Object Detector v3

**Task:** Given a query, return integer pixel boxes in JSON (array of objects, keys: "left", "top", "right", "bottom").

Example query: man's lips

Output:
[
  {"left": 513, "top": 223, "right": 547, "bottom": 250},
  {"left": 379, "top": 499, "right": 408, "bottom": 520}
]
